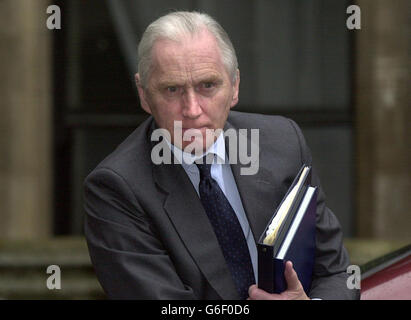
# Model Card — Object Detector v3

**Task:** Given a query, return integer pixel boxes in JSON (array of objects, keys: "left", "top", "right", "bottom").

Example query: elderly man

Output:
[{"left": 84, "top": 11, "right": 359, "bottom": 300}]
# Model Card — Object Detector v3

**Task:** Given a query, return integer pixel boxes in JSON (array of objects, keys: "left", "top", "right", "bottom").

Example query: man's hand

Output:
[{"left": 248, "top": 261, "right": 310, "bottom": 300}]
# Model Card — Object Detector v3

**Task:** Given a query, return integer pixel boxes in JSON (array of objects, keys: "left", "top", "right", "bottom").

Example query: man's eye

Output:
[
  {"left": 167, "top": 86, "right": 178, "bottom": 93},
  {"left": 202, "top": 82, "right": 215, "bottom": 89}
]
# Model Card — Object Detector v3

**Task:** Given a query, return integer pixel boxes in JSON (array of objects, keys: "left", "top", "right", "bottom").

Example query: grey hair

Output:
[{"left": 137, "top": 11, "right": 238, "bottom": 88}]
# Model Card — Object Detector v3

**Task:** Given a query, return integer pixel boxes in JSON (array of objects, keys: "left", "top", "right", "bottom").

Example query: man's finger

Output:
[
  {"left": 284, "top": 261, "right": 301, "bottom": 291},
  {"left": 248, "top": 284, "right": 281, "bottom": 300}
]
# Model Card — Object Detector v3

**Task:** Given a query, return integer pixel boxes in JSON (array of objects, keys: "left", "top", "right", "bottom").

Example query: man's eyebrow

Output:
[
  {"left": 194, "top": 74, "right": 223, "bottom": 84},
  {"left": 156, "top": 79, "right": 185, "bottom": 87},
  {"left": 155, "top": 70, "right": 224, "bottom": 85}
]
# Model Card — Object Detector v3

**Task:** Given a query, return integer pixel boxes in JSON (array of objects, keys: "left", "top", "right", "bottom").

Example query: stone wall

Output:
[
  {"left": 0, "top": 0, "right": 52, "bottom": 240},
  {"left": 355, "top": 0, "right": 411, "bottom": 241}
]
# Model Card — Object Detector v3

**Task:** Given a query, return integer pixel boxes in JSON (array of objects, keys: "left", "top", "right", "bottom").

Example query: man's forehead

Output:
[
  {"left": 150, "top": 30, "right": 223, "bottom": 67},
  {"left": 155, "top": 71, "right": 222, "bottom": 87}
]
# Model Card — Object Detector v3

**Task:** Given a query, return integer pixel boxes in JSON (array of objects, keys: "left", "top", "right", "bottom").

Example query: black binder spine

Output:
[{"left": 257, "top": 244, "right": 274, "bottom": 293}]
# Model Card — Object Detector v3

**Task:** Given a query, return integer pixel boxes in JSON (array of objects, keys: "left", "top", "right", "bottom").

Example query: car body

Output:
[{"left": 360, "top": 244, "right": 411, "bottom": 300}]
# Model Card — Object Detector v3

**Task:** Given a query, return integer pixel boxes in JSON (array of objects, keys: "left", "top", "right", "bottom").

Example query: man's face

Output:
[{"left": 136, "top": 29, "right": 240, "bottom": 151}]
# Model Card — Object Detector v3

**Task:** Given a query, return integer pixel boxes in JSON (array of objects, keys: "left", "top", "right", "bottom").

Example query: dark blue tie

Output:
[{"left": 195, "top": 157, "right": 255, "bottom": 300}]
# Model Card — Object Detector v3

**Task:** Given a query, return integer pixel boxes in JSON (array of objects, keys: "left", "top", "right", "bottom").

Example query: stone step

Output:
[
  {"left": 0, "top": 236, "right": 105, "bottom": 299},
  {"left": 0, "top": 236, "right": 408, "bottom": 299}
]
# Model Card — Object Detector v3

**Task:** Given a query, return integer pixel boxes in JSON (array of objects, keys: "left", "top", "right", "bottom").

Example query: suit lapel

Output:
[
  {"left": 230, "top": 162, "right": 280, "bottom": 243},
  {"left": 152, "top": 158, "right": 240, "bottom": 300},
  {"left": 224, "top": 121, "right": 280, "bottom": 244}
]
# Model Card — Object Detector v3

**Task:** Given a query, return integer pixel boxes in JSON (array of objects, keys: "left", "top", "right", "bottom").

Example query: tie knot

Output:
[
  {"left": 195, "top": 162, "right": 212, "bottom": 180},
  {"left": 195, "top": 155, "right": 213, "bottom": 180}
]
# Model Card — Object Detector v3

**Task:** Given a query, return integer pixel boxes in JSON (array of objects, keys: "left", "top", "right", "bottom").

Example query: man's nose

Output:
[{"left": 182, "top": 89, "right": 202, "bottom": 119}]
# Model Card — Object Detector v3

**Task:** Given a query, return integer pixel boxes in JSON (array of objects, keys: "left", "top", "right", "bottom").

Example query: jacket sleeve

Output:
[
  {"left": 288, "top": 119, "right": 360, "bottom": 300},
  {"left": 84, "top": 167, "right": 197, "bottom": 299}
]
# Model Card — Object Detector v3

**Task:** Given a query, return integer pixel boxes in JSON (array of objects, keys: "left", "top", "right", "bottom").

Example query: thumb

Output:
[{"left": 284, "top": 261, "right": 301, "bottom": 291}]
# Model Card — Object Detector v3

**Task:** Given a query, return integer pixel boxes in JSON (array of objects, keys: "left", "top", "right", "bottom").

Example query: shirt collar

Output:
[{"left": 165, "top": 132, "right": 226, "bottom": 169}]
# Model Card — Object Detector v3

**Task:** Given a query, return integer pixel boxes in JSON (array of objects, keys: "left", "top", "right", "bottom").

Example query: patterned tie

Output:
[{"left": 195, "top": 156, "right": 255, "bottom": 300}]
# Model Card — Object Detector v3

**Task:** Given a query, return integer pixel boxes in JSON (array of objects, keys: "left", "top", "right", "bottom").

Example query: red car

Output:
[{"left": 360, "top": 244, "right": 411, "bottom": 300}]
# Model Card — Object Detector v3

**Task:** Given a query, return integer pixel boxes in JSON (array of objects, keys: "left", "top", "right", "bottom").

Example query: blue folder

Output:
[{"left": 257, "top": 165, "right": 318, "bottom": 294}]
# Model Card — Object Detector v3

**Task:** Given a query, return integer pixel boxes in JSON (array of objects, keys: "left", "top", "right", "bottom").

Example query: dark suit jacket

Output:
[{"left": 84, "top": 111, "right": 359, "bottom": 300}]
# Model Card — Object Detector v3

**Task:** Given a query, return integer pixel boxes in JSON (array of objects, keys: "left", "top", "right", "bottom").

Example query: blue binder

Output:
[{"left": 257, "top": 165, "right": 318, "bottom": 294}]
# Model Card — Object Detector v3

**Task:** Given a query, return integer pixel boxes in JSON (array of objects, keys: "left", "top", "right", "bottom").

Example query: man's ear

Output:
[
  {"left": 230, "top": 69, "right": 240, "bottom": 108},
  {"left": 135, "top": 73, "right": 152, "bottom": 115}
]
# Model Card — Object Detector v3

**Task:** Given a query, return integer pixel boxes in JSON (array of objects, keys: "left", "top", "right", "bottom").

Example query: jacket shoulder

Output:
[
  {"left": 84, "top": 116, "right": 154, "bottom": 187},
  {"left": 227, "top": 111, "right": 304, "bottom": 149},
  {"left": 228, "top": 111, "right": 293, "bottom": 130}
]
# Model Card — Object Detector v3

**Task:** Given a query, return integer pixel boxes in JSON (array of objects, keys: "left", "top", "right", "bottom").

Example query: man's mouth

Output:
[{"left": 181, "top": 126, "right": 208, "bottom": 133}]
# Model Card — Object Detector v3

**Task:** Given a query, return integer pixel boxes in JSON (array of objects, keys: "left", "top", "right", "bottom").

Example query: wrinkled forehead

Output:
[{"left": 150, "top": 30, "right": 225, "bottom": 75}]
